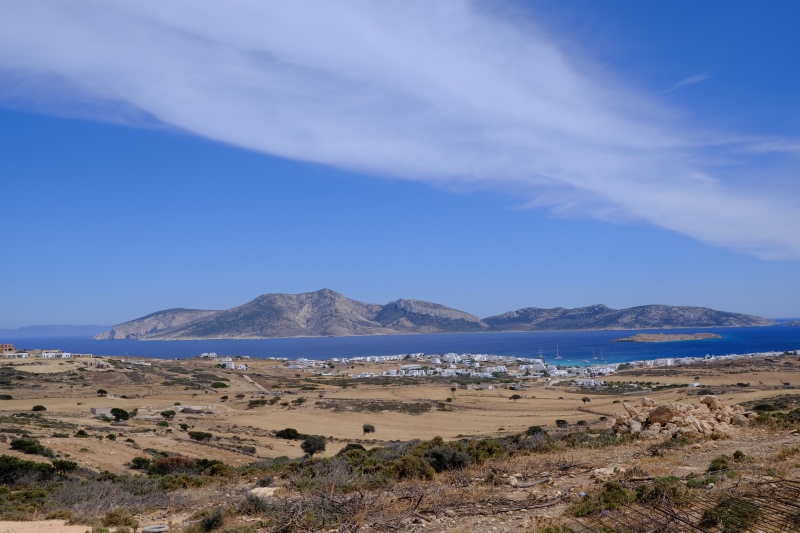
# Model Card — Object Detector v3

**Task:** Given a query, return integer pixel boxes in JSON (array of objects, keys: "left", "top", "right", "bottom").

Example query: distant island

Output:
[
  {"left": 0, "top": 325, "right": 111, "bottom": 338},
  {"left": 611, "top": 332, "right": 723, "bottom": 343},
  {"left": 785, "top": 321, "right": 800, "bottom": 327},
  {"left": 92, "top": 289, "right": 777, "bottom": 340}
]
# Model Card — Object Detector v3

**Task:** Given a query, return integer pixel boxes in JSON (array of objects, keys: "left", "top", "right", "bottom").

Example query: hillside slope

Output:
[{"left": 94, "top": 291, "right": 777, "bottom": 340}]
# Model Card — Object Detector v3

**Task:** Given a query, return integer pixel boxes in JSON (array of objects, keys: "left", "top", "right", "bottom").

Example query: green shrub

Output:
[
  {"left": 149, "top": 456, "right": 198, "bottom": 475},
  {"left": 385, "top": 454, "right": 435, "bottom": 480},
  {"left": 275, "top": 428, "right": 303, "bottom": 440},
  {"left": 200, "top": 507, "right": 226, "bottom": 531},
  {"left": 51, "top": 459, "right": 78, "bottom": 474},
  {"left": 635, "top": 476, "right": 695, "bottom": 506},
  {"left": 699, "top": 497, "right": 761, "bottom": 533},
  {"left": 10, "top": 437, "right": 54, "bottom": 458},
  {"left": 466, "top": 439, "right": 504, "bottom": 463},
  {"left": 0, "top": 455, "right": 54, "bottom": 484},
  {"left": 567, "top": 481, "right": 635, "bottom": 517},
  {"left": 156, "top": 421, "right": 169, "bottom": 427},
  {"left": 423, "top": 445, "right": 470, "bottom": 472},
  {"left": 188, "top": 431, "right": 212, "bottom": 443},
  {"left": 130, "top": 456, "right": 151, "bottom": 470},
  {"left": 247, "top": 399, "right": 268, "bottom": 409},
  {"left": 337, "top": 443, "right": 367, "bottom": 456},
  {"left": 707, "top": 454, "right": 730, "bottom": 473},
  {"left": 211, "top": 382, "right": 228, "bottom": 388},
  {"left": 301, "top": 435, "right": 326, "bottom": 457},
  {"left": 101, "top": 509, "right": 138, "bottom": 528},
  {"left": 31, "top": 405, "right": 46, "bottom": 412},
  {"left": 160, "top": 410, "right": 176, "bottom": 419}
]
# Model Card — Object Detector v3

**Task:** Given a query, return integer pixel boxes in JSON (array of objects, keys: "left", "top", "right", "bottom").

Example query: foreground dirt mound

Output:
[{"left": 610, "top": 394, "right": 757, "bottom": 439}]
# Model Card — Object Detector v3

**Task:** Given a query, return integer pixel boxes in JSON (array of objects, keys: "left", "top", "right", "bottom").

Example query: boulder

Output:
[
  {"left": 623, "top": 402, "right": 639, "bottom": 416},
  {"left": 249, "top": 487, "right": 279, "bottom": 499},
  {"left": 649, "top": 405, "right": 677, "bottom": 425},
  {"left": 641, "top": 397, "right": 658, "bottom": 408}
]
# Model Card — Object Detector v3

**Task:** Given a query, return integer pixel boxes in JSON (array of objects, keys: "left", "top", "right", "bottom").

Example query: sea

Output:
[{"left": 5, "top": 325, "right": 800, "bottom": 366}]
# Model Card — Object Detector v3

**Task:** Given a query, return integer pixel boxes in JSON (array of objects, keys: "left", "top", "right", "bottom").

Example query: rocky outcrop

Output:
[{"left": 610, "top": 395, "right": 756, "bottom": 440}]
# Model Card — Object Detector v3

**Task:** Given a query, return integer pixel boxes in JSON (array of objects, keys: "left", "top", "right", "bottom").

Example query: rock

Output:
[
  {"left": 638, "top": 429, "right": 661, "bottom": 440},
  {"left": 629, "top": 420, "right": 643, "bottom": 433},
  {"left": 249, "top": 487, "right": 279, "bottom": 499},
  {"left": 700, "top": 395, "right": 722, "bottom": 410},
  {"left": 641, "top": 397, "right": 658, "bottom": 407},
  {"left": 623, "top": 402, "right": 639, "bottom": 416},
  {"left": 650, "top": 405, "right": 677, "bottom": 425},
  {"left": 591, "top": 467, "right": 625, "bottom": 482}
]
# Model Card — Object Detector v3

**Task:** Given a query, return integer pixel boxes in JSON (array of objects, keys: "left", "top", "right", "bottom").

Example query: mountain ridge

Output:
[{"left": 93, "top": 289, "right": 777, "bottom": 340}]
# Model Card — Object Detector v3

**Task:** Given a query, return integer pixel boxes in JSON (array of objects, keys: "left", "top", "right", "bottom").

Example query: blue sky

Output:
[{"left": 1, "top": 1, "right": 799, "bottom": 327}]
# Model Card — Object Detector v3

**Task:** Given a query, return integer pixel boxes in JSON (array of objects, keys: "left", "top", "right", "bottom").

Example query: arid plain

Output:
[{"left": 2, "top": 354, "right": 800, "bottom": 532}]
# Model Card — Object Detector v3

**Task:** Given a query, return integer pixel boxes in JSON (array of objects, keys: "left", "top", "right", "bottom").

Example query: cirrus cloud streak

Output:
[{"left": 0, "top": 1, "right": 798, "bottom": 258}]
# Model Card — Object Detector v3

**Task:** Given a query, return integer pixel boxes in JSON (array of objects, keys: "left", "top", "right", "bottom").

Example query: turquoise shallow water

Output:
[{"left": 6, "top": 326, "right": 800, "bottom": 364}]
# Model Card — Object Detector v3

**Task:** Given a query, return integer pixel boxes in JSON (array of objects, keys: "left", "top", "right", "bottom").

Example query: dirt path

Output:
[{"left": 0, "top": 520, "right": 88, "bottom": 533}]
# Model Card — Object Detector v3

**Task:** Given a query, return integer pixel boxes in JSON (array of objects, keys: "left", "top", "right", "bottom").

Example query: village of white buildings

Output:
[{"left": 5, "top": 342, "right": 798, "bottom": 390}]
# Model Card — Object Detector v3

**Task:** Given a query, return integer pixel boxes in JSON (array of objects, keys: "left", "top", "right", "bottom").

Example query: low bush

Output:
[
  {"left": 188, "top": 431, "right": 212, "bottom": 443},
  {"left": 699, "top": 496, "right": 761, "bottom": 533},
  {"left": 423, "top": 445, "right": 470, "bottom": 472},
  {"left": 51, "top": 459, "right": 77, "bottom": 474},
  {"left": 130, "top": 457, "right": 151, "bottom": 470},
  {"left": 384, "top": 454, "right": 435, "bottom": 481},
  {"left": 101, "top": 509, "right": 139, "bottom": 528},
  {"left": 567, "top": 481, "right": 635, "bottom": 517},
  {"left": 275, "top": 428, "right": 304, "bottom": 440},
  {"left": 0, "top": 455, "right": 54, "bottom": 484},
  {"left": 10, "top": 438, "right": 54, "bottom": 458},
  {"left": 150, "top": 456, "right": 198, "bottom": 476}
]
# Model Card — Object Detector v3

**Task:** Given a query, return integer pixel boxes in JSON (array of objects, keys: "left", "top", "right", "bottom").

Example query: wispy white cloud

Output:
[
  {"left": 661, "top": 72, "right": 711, "bottom": 94},
  {"left": 0, "top": 1, "right": 797, "bottom": 259}
]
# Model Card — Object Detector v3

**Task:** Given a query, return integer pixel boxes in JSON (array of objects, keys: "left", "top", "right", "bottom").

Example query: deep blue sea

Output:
[{"left": 5, "top": 326, "right": 800, "bottom": 365}]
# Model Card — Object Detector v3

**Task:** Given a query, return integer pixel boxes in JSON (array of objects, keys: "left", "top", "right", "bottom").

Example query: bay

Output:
[{"left": 5, "top": 325, "right": 800, "bottom": 365}]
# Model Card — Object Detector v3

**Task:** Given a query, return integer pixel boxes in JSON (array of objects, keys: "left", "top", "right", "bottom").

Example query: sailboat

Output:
[{"left": 554, "top": 345, "right": 562, "bottom": 360}]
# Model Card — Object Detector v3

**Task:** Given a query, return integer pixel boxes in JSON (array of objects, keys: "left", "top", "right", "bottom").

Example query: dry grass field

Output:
[{"left": 1, "top": 354, "right": 800, "bottom": 532}]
